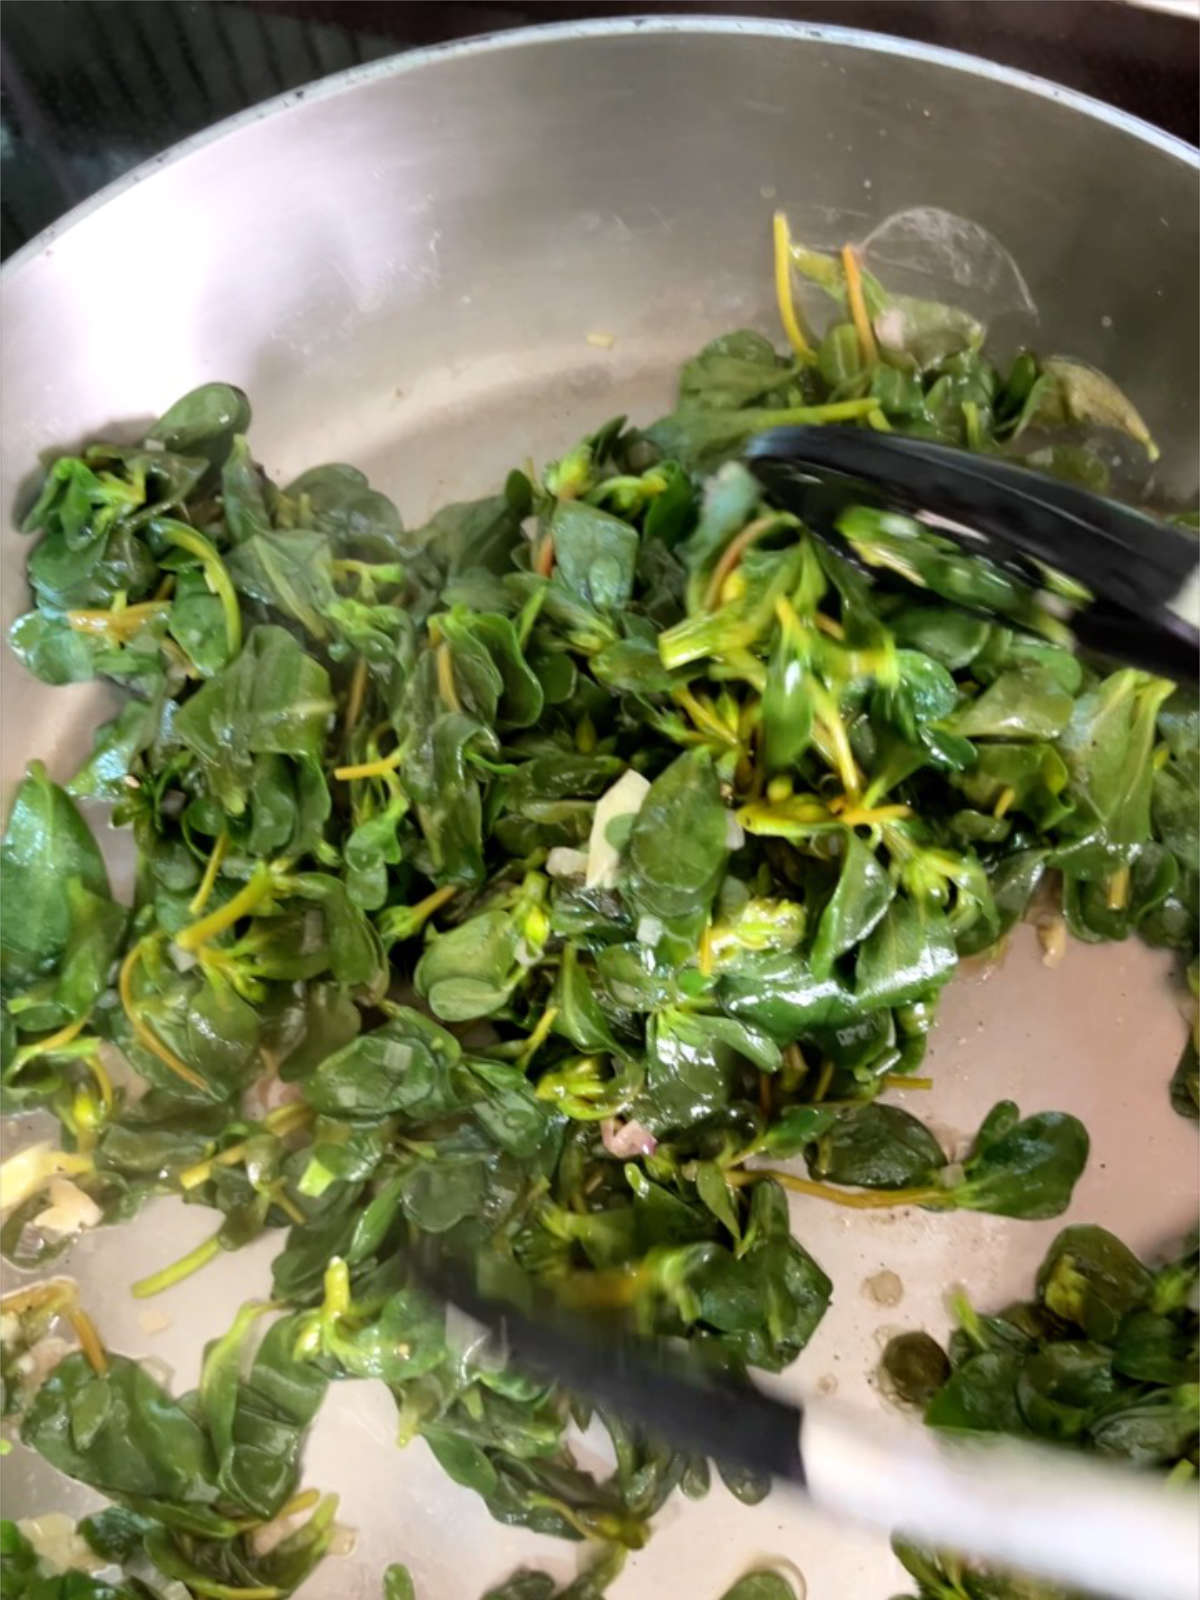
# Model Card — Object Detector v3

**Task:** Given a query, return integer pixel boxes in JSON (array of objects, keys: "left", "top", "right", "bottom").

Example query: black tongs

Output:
[
  {"left": 418, "top": 1249, "right": 1199, "bottom": 1600},
  {"left": 746, "top": 427, "right": 1199, "bottom": 682}
]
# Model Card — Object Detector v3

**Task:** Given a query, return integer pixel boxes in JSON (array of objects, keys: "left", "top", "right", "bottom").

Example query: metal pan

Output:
[{"left": 2, "top": 20, "right": 1196, "bottom": 1598}]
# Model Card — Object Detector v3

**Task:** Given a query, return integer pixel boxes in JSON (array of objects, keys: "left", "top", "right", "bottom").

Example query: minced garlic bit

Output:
[
  {"left": 585, "top": 331, "right": 615, "bottom": 349},
  {"left": 1038, "top": 916, "right": 1068, "bottom": 969},
  {"left": 32, "top": 1178, "right": 102, "bottom": 1239},
  {"left": 18, "top": 1512, "right": 105, "bottom": 1575}
]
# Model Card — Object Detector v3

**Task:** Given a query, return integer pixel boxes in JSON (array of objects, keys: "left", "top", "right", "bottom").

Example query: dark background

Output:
[{"left": 2, "top": 0, "right": 1197, "bottom": 260}]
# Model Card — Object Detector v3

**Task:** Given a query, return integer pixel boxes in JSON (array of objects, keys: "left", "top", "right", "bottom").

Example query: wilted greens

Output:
[
  {"left": 887, "top": 1224, "right": 1198, "bottom": 1599},
  {"left": 1, "top": 228, "right": 1195, "bottom": 1598}
]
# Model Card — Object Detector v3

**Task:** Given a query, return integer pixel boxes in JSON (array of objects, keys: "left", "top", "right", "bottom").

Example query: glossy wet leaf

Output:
[{"left": 21, "top": 1353, "right": 218, "bottom": 1503}]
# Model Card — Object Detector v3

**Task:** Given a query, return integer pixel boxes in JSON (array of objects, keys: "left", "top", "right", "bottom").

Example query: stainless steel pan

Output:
[{"left": 2, "top": 20, "right": 1196, "bottom": 1598}]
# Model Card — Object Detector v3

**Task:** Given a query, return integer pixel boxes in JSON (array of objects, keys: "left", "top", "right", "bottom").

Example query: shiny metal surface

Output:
[{"left": 2, "top": 20, "right": 1196, "bottom": 1599}]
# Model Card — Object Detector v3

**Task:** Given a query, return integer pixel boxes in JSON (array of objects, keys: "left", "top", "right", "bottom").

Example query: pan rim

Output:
[{"left": 3, "top": 13, "right": 1197, "bottom": 284}]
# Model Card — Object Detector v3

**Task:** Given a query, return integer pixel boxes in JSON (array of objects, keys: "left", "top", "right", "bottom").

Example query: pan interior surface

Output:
[{"left": 1, "top": 21, "right": 1196, "bottom": 1599}]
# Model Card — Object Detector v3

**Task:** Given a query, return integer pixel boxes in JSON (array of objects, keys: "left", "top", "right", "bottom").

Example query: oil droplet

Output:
[{"left": 863, "top": 1268, "right": 904, "bottom": 1307}]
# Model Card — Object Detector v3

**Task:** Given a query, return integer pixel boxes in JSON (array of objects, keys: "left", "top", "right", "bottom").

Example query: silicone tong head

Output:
[{"left": 747, "top": 427, "right": 1199, "bottom": 681}]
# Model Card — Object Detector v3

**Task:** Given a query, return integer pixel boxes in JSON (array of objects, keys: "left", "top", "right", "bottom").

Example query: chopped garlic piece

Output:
[
  {"left": 32, "top": 1178, "right": 102, "bottom": 1239},
  {"left": 586, "top": 769, "right": 650, "bottom": 889},
  {"left": 15, "top": 1335, "right": 73, "bottom": 1392},
  {"left": 585, "top": 331, "right": 615, "bottom": 349},
  {"left": 0, "top": 1144, "right": 91, "bottom": 1213},
  {"left": 18, "top": 1512, "right": 104, "bottom": 1574},
  {"left": 1038, "top": 916, "right": 1068, "bottom": 969},
  {"left": 249, "top": 1509, "right": 301, "bottom": 1558},
  {"left": 138, "top": 1308, "right": 171, "bottom": 1335},
  {"left": 546, "top": 846, "right": 589, "bottom": 879}
]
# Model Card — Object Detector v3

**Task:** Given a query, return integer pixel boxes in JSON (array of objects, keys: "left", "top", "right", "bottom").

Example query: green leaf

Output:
[
  {"left": 810, "top": 834, "right": 894, "bottom": 980},
  {"left": 695, "top": 1160, "right": 741, "bottom": 1242},
  {"left": 1058, "top": 669, "right": 1173, "bottom": 849},
  {"left": 854, "top": 897, "right": 957, "bottom": 1010},
  {"left": 624, "top": 749, "right": 728, "bottom": 944},
  {"left": 809, "top": 1103, "right": 946, "bottom": 1189},
  {"left": 551, "top": 501, "right": 639, "bottom": 612},
  {"left": 950, "top": 665, "right": 1074, "bottom": 740},
  {"left": 678, "top": 330, "right": 799, "bottom": 411},
  {"left": 225, "top": 529, "right": 336, "bottom": 638},
  {"left": 306, "top": 1008, "right": 462, "bottom": 1119},
  {"left": 881, "top": 1331, "right": 951, "bottom": 1408},
  {"left": 946, "top": 1104, "right": 1089, "bottom": 1219},
  {"left": 174, "top": 625, "right": 334, "bottom": 816},
  {"left": 924, "top": 1351, "right": 1026, "bottom": 1435},
  {"left": 1035, "top": 357, "right": 1158, "bottom": 461},
  {"left": 21, "top": 1352, "right": 218, "bottom": 1503},
  {"left": 1018, "top": 1340, "right": 1120, "bottom": 1443},
  {"left": 384, "top": 1564, "right": 417, "bottom": 1600},
  {"left": 286, "top": 462, "right": 404, "bottom": 561},
  {"left": 406, "top": 494, "right": 522, "bottom": 577},
  {"left": 1036, "top": 1225, "right": 1153, "bottom": 1340},
  {"left": 1, "top": 763, "right": 112, "bottom": 992},
  {"left": 146, "top": 382, "right": 250, "bottom": 462},
  {"left": 718, "top": 1572, "right": 803, "bottom": 1600}
]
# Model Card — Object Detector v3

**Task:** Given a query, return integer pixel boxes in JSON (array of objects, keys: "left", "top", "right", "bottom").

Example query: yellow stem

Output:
[
  {"left": 66, "top": 601, "right": 169, "bottom": 637},
  {"left": 704, "top": 515, "right": 780, "bottom": 612},
  {"left": 189, "top": 832, "right": 229, "bottom": 916},
  {"left": 179, "top": 1103, "right": 312, "bottom": 1190},
  {"left": 993, "top": 787, "right": 1016, "bottom": 820},
  {"left": 408, "top": 883, "right": 457, "bottom": 925},
  {"left": 728, "top": 1167, "right": 938, "bottom": 1210},
  {"left": 119, "top": 942, "right": 207, "bottom": 1092},
  {"left": 344, "top": 655, "right": 369, "bottom": 737},
  {"left": 155, "top": 520, "right": 242, "bottom": 658},
  {"left": 811, "top": 1059, "right": 834, "bottom": 1104},
  {"left": 697, "top": 921, "right": 713, "bottom": 978},
  {"left": 333, "top": 747, "right": 403, "bottom": 782},
  {"left": 1106, "top": 864, "right": 1131, "bottom": 911},
  {"left": 1, "top": 1279, "right": 77, "bottom": 1318},
  {"left": 323, "top": 1256, "right": 351, "bottom": 1318},
  {"left": 436, "top": 641, "right": 462, "bottom": 713},
  {"left": 265, "top": 1100, "right": 315, "bottom": 1135},
  {"left": 834, "top": 803, "right": 913, "bottom": 828},
  {"left": 277, "top": 1488, "right": 321, "bottom": 1520},
  {"left": 534, "top": 534, "right": 556, "bottom": 578},
  {"left": 556, "top": 1264, "right": 646, "bottom": 1311},
  {"left": 175, "top": 863, "right": 275, "bottom": 952},
  {"left": 672, "top": 686, "right": 740, "bottom": 747},
  {"left": 772, "top": 210, "right": 814, "bottom": 360},
  {"left": 269, "top": 1184, "right": 306, "bottom": 1226},
  {"left": 519, "top": 1005, "right": 560, "bottom": 1069},
  {"left": 10, "top": 1012, "right": 90, "bottom": 1074},
  {"left": 882, "top": 1074, "right": 933, "bottom": 1090},
  {"left": 131, "top": 1230, "right": 222, "bottom": 1298},
  {"left": 811, "top": 685, "right": 862, "bottom": 798},
  {"left": 82, "top": 1049, "right": 114, "bottom": 1114},
  {"left": 842, "top": 243, "right": 879, "bottom": 366},
  {"left": 64, "top": 1303, "right": 108, "bottom": 1375}
]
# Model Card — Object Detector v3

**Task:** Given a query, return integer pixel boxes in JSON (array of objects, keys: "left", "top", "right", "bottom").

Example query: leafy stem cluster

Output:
[{"left": 1, "top": 230, "right": 1194, "bottom": 1599}]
